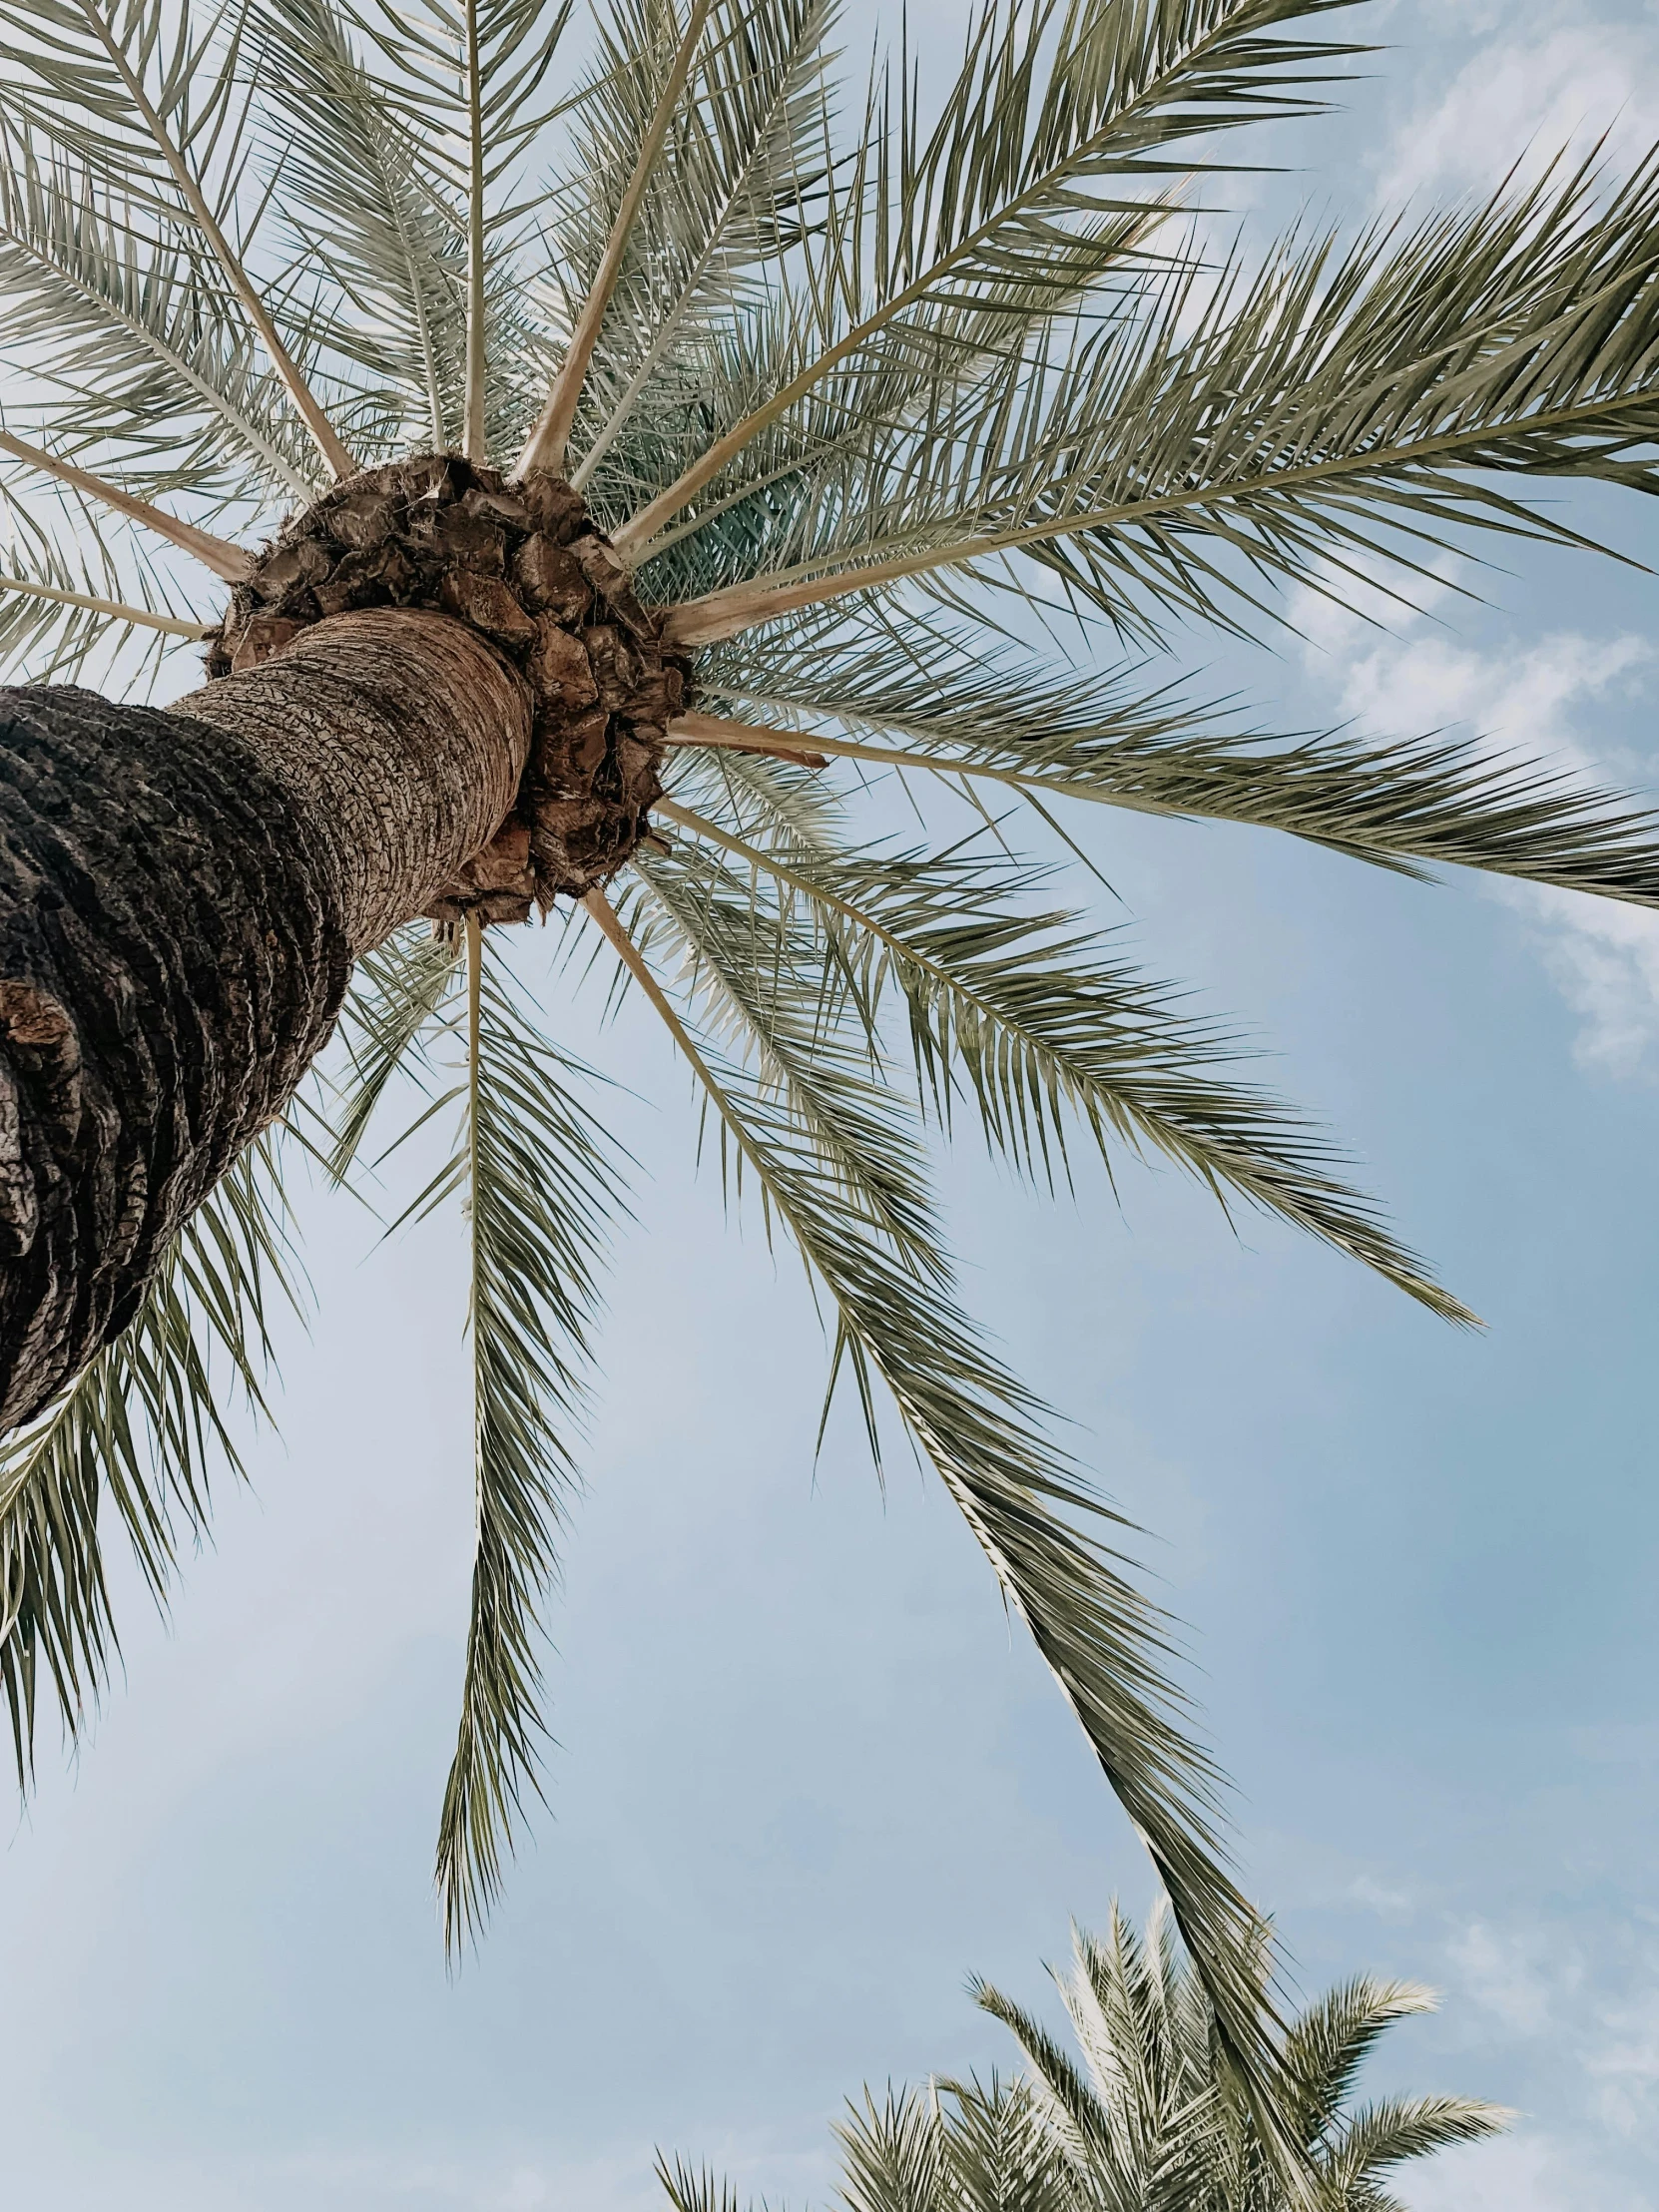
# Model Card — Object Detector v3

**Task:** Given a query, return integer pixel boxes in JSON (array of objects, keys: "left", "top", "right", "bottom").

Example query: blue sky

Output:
[{"left": 5, "top": 3, "right": 1659, "bottom": 2207}]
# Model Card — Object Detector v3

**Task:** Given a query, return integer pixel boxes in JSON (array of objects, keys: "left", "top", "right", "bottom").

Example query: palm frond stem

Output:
[
  {"left": 663, "top": 707, "right": 1177, "bottom": 803},
  {"left": 584, "top": 878, "right": 1313, "bottom": 2194},
  {"left": 516, "top": 0, "right": 716, "bottom": 478},
  {"left": 0, "top": 572, "right": 210, "bottom": 634},
  {"left": 582, "top": 881, "right": 709, "bottom": 1067},
  {"left": 663, "top": 712, "right": 830, "bottom": 767},
  {"left": 614, "top": 219, "right": 1172, "bottom": 556},
  {"left": 0, "top": 426, "right": 253, "bottom": 580},
  {"left": 462, "top": 0, "right": 489, "bottom": 460},
  {"left": 610, "top": 0, "right": 1352, "bottom": 560}
]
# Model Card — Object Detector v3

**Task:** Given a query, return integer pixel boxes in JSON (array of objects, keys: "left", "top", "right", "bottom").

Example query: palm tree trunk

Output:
[{"left": 0, "top": 609, "right": 530, "bottom": 1433}]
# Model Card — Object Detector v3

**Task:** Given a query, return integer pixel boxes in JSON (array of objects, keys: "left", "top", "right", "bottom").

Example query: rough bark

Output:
[{"left": 0, "top": 610, "right": 529, "bottom": 1433}]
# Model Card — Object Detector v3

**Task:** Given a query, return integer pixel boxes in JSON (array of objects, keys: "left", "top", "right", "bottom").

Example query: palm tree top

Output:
[
  {"left": 3, "top": 0, "right": 1659, "bottom": 2181},
  {"left": 665, "top": 1903, "right": 1505, "bottom": 2212}
]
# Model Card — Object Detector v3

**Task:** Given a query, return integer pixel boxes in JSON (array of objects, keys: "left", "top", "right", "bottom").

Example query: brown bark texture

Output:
[{"left": 0, "top": 610, "right": 529, "bottom": 1434}]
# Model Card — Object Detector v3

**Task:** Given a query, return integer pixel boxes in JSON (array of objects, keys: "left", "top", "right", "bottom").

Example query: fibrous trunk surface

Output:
[
  {"left": 213, "top": 456, "right": 687, "bottom": 920},
  {"left": 0, "top": 608, "right": 532, "bottom": 1431},
  {"left": 0, "top": 683, "right": 350, "bottom": 1431}
]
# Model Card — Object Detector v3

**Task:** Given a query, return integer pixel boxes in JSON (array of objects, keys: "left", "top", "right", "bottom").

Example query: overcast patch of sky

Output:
[{"left": 4, "top": 4, "right": 1659, "bottom": 2210}]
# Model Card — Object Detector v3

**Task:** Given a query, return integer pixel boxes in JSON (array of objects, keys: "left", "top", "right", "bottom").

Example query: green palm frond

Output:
[
  {"left": 699, "top": 612, "right": 1659, "bottom": 905},
  {"left": 323, "top": 923, "right": 465, "bottom": 1184},
  {"left": 0, "top": 472, "right": 207, "bottom": 679},
  {"left": 338, "top": 0, "right": 579, "bottom": 213},
  {"left": 953, "top": 1906, "right": 1502, "bottom": 2211},
  {"left": 836, "top": 2086, "right": 951, "bottom": 2212},
  {"left": 649, "top": 812, "right": 1474, "bottom": 1318},
  {"left": 0, "top": 113, "right": 317, "bottom": 506},
  {"left": 618, "top": 0, "right": 1367, "bottom": 552},
  {"left": 0, "top": 0, "right": 249, "bottom": 215},
  {"left": 655, "top": 2156, "right": 752, "bottom": 2212},
  {"left": 1281, "top": 1977, "right": 1433, "bottom": 2144},
  {"left": 670, "top": 1903, "right": 1505, "bottom": 2211},
  {"left": 0, "top": 1135, "right": 297, "bottom": 1783},
  {"left": 564, "top": 0, "right": 837, "bottom": 498},
  {"left": 250, "top": 0, "right": 471, "bottom": 452},
  {"left": 435, "top": 930, "right": 627, "bottom": 1951},
  {"left": 587, "top": 877, "right": 1298, "bottom": 2149},
  {"left": 938, "top": 2076, "right": 1082, "bottom": 2212},
  {"left": 0, "top": 0, "right": 354, "bottom": 472},
  {"left": 1324, "top": 2093, "right": 1513, "bottom": 2193},
  {"left": 667, "top": 148, "right": 1659, "bottom": 644}
]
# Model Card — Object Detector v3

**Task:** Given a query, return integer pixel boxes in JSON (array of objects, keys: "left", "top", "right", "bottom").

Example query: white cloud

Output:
[
  {"left": 1349, "top": 1871, "right": 1416, "bottom": 1921},
  {"left": 1517, "top": 883, "right": 1659, "bottom": 1077},
  {"left": 1401, "top": 2128, "right": 1650, "bottom": 2212},
  {"left": 1423, "top": 1910, "right": 1659, "bottom": 2205},
  {"left": 1377, "top": 5, "right": 1659, "bottom": 207},
  {"left": 1294, "top": 590, "right": 1659, "bottom": 1072},
  {"left": 1590, "top": 1988, "right": 1659, "bottom": 2139},
  {"left": 1447, "top": 1920, "right": 1576, "bottom": 2038}
]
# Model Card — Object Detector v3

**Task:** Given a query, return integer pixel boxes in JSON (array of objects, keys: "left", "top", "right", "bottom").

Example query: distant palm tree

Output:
[
  {"left": 2, "top": 0, "right": 1658, "bottom": 2151},
  {"left": 663, "top": 1904, "right": 1507, "bottom": 2212}
]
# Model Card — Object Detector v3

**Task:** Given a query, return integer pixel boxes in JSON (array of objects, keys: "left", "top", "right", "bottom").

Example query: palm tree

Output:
[
  {"left": 3, "top": 0, "right": 1659, "bottom": 2153},
  {"left": 662, "top": 1905, "right": 1507, "bottom": 2212}
]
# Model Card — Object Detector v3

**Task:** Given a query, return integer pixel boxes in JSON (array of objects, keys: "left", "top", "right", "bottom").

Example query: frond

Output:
[
  {"left": 0, "top": 476, "right": 211, "bottom": 681},
  {"left": 1283, "top": 1978, "right": 1434, "bottom": 2144},
  {"left": 1321, "top": 2094, "right": 1510, "bottom": 2192},
  {"left": 698, "top": 612, "right": 1659, "bottom": 908},
  {"left": 568, "top": 0, "right": 838, "bottom": 496},
  {"left": 341, "top": 0, "right": 579, "bottom": 209},
  {"left": 972, "top": 1974, "right": 1120, "bottom": 2180},
  {"left": 583, "top": 884, "right": 1303, "bottom": 2168},
  {"left": 251, "top": 0, "right": 472, "bottom": 452},
  {"left": 0, "top": 1135, "right": 298, "bottom": 1787},
  {"left": 934, "top": 2074, "right": 1081, "bottom": 2212},
  {"left": 0, "top": 112, "right": 318, "bottom": 505},
  {"left": 835, "top": 2086, "right": 950, "bottom": 2212},
  {"left": 955, "top": 1910, "right": 1504, "bottom": 2212},
  {"left": 653, "top": 2155, "right": 751, "bottom": 2212},
  {"left": 618, "top": 0, "right": 1366, "bottom": 550},
  {"left": 517, "top": 0, "right": 714, "bottom": 474},
  {"left": 0, "top": 0, "right": 353, "bottom": 473},
  {"left": 322, "top": 923, "right": 463, "bottom": 1184},
  {"left": 435, "top": 932, "right": 629, "bottom": 1953},
  {"left": 662, "top": 149, "right": 1659, "bottom": 645},
  {"left": 650, "top": 811, "right": 1475, "bottom": 1321}
]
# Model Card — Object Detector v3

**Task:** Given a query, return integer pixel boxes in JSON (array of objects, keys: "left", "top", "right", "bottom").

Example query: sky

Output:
[{"left": 5, "top": 2, "right": 1659, "bottom": 2207}]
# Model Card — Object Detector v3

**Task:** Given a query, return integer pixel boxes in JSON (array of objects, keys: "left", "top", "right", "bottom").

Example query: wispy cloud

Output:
[
  {"left": 1375, "top": 1, "right": 1659, "bottom": 208},
  {"left": 1292, "top": 583, "right": 1659, "bottom": 1073}
]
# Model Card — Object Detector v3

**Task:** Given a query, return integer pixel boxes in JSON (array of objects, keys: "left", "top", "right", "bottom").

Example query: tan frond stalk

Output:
[
  {"left": 0, "top": 428, "right": 253, "bottom": 581},
  {"left": 462, "top": 0, "right": 489, "bottom": 461},
  {"left": 0, "top": 573, "right": 212, "bottom": 634},
  {"left": 663, "top": 711, "right": 828, "bottom": 767},
  {"left": 583, "top": 884, "right": 717, "bottom": 1077},
  {"left": 664, "top": 710, "right": 1176, "bottom": 809},
  {"left": 515, "top": 0, "right": 716, "bottom": 480},
  {"left": 72, "top": 0, "right": 355, "bottom": 481},
  {"left": 660, "top": 558, "right": 925, "bottom": 646}
]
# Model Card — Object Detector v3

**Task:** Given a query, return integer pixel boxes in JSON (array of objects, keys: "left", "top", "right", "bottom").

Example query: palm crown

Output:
[
  {"left": 661, "top": 1904, "right": 1506, "bottom": 2212},
  {"left": 4, "top": 0, "right": 1659, "bottom": 2167}
]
